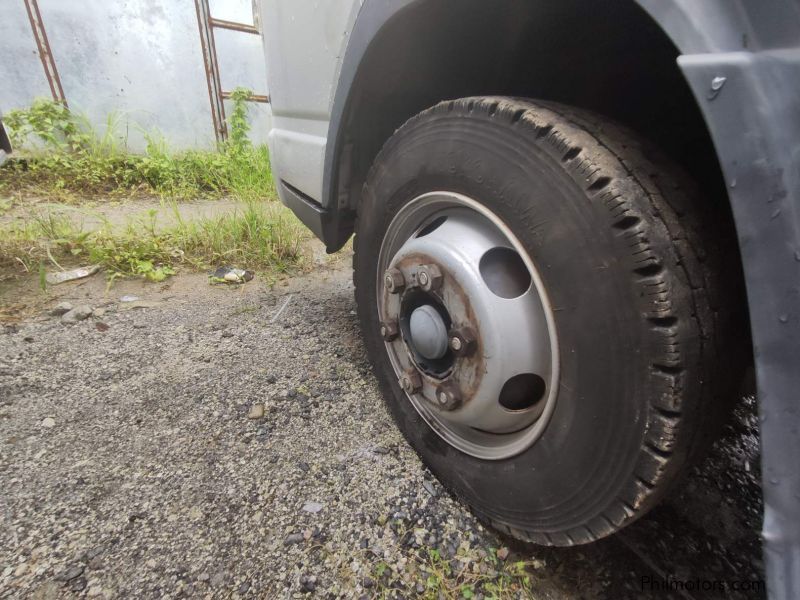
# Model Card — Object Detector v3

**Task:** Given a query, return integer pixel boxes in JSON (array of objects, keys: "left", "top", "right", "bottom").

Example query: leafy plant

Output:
[
  {"left": 3, "top": 99, "right": 86, "bottom": 150},
  {"left": 226, "top": 87, "right": 254, "bottom": 154}
]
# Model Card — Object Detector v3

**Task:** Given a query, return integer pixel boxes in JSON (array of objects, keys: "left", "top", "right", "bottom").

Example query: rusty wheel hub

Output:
[{"left": 377, "top": 192, "right": 560, "bottom": 460}]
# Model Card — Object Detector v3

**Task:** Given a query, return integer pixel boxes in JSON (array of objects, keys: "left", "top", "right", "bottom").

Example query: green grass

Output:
[
  {"left": 368, "top": 544, "right": 539, "bottom": 599},
  {"left": 0, "top": 91, "right": 274, "bottom": 202},
  {"left": 0, "top": 201, "right": 309, "bottom": 285}
]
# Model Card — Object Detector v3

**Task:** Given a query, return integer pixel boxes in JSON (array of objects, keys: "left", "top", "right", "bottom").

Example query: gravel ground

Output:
[{"left": 0, "top": 258, "right": 765, "bottom": 599}]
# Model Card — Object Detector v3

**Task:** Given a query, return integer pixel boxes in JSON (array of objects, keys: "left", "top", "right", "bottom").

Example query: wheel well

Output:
[{"left": 338, "top": 0, "right": 728, "bottom": 224}]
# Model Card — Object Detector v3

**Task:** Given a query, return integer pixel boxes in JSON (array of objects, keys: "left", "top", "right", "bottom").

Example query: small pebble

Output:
[
  {"left": 302, "top": 501, "right": 324, "bottom": 514},
  {"left": 248, "top": 404, "right": 265, "bottom": 419},
  {"left": 50, "top": 301, "right": 74, "bottom": 316},
  {"left": 69, "top": 577, "right": 87, "bottom": 592},
  {"left": 61, "top": 305, "right": 93, "bottom": 324},
  {"left": 284, "top": 533, "right": 304, "bottom": 545}
]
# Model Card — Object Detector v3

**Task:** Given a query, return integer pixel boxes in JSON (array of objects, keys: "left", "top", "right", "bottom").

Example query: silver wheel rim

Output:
[{"left": 377, "top": 191, "right": 560, "bottom": 460}]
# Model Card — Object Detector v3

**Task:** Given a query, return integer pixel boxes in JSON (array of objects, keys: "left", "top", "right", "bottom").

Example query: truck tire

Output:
[{"left": 353, "top": 96, "right": 736, "bottom": 545}]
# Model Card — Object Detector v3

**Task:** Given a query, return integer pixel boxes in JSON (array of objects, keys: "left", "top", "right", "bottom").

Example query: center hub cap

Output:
[{"left": 409, "top": 305, "right": 449, "bottom": 359}]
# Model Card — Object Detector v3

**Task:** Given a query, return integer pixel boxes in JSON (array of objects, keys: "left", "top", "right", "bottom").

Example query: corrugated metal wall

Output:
[{"left": 0, "top": 0, "right": 271, "bottom": 151}]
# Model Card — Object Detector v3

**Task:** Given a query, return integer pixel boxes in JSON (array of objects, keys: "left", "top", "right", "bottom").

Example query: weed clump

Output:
[
  {"left": 0, "top": 89, "right": 273, "bottom": 201},
  {"left": 0, "top": 202, "right": 307, "bottom": 283}
]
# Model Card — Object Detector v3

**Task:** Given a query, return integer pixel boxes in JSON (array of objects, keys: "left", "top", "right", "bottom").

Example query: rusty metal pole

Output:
[
  {"left": 194, "top": 0, "right": 227, "bottom": 142},
  {"left": 23, "top": 0, "right": 67, "bottom": 107}
]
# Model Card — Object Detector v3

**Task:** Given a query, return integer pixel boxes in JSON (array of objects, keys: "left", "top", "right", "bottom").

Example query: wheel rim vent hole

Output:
[
  {"left": 479, "top": 247, "right": 531, "bottom": 299},
  {"left": 416, "top": 215, "right": 448, "bottom": 237},
  {"left": 499, "top": 373, "right": 546, "bottom": 411}
]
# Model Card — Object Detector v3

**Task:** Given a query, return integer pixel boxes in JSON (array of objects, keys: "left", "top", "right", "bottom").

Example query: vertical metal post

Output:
[
  {"left": 194, "top": 0, "right": 227, "bottom": 141},
  {"left": 251, "top": 0, "right": 262, "bottom": 33},
  {"left": 23, "top": 0, "right": 67, "bottom": 106}
]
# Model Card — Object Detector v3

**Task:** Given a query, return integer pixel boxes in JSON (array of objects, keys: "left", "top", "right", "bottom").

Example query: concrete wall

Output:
[{"left": 0, "top": 0, "right": 270, "bottom": 152}]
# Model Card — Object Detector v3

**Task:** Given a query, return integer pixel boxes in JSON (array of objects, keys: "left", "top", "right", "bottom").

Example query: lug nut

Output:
[
  {"left": 436, "top": 385, "right": 461, "bottom": 411},
  {"left": 449, "top": 327, "right": 477, "bottom": 356},
  {"left": 399, "top": 370, "right": 422, "bottom": 394},
  {"left": 380, "top": 320, "right": 399, "bottom": 341},
  {"left": 417, "top": 264, "right": 443, "bottom": 291},
  {"left": 384, "top": 268, "right": 405, "bottom": 293}
]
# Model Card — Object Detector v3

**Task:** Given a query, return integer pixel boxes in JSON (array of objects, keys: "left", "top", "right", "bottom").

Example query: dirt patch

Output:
[{"left": 0, "top": 196, "right": 243, "bottom": 231}]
